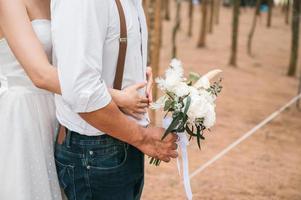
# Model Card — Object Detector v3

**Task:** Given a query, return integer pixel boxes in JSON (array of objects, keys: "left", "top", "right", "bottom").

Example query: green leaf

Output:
[
  {"left": 176, "top": 96, "right": 191, "bottom": 132},
  {"left": 185, "top": 125, "right": 197, "bottom": 137},
  {"left": 196, "top": 127, "right": 202, "bottom": 149},
  {"left": 183, "top": 96, "right": 191, "bottom": 116},
  {"left": 161, "top": 114, "right": 183, "bottom": 140},
  {"left": 177, "top": 115, "right": 188, "bottom": 132},
  {"left": 164, "top": 99, "right": 173, "bottom": 111},
  {"left": 188, "top": 72, "right": 200, "bottom": 85}
]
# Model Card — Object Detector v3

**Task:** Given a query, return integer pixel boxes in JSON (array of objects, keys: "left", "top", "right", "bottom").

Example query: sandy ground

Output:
[{"left": 142, "top": 3, "right": 301, "bottom": 200}]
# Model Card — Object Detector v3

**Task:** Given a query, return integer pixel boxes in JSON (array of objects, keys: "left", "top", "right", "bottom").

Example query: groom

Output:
[{"left": 51, "top": 0, "right": 178, "bottom": 199}]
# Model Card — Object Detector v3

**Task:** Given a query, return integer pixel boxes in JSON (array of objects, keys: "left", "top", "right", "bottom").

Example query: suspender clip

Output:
[{"left": 119, "top": 37, "right": 127, "bottom": 43}]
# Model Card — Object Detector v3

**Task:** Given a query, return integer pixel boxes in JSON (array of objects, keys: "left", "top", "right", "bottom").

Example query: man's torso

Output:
[{"left": 51, "top": 0, "right": 149, "bottom": 135}]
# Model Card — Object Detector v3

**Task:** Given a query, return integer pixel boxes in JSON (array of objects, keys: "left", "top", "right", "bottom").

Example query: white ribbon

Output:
[{"left": 163, "top": 118, "right": 193, "bottom": 200}]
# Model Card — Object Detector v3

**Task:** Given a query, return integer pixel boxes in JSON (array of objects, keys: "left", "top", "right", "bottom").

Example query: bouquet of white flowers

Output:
[{"left": 150, "top": 59, "right": 222, "bottom": 166}]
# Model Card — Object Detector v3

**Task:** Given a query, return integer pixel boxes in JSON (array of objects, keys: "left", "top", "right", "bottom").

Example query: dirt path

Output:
[{"left": 142, "top": 3, "right": 301, "bottom": 200}]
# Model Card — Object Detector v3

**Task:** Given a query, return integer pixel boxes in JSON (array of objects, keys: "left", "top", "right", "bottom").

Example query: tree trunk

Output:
[
  {"left": 172, "top": 0, "right": 181, "bottom": 58},
  {"left": 297, "top": 75, "right": 301, "bottom": 110},
  {"left": 198, "top": 0, "right": 208, "bottom": 47},
  {"left": 267, "top": 0, "right": 273, "bottom": 27},
  {"left": 150, "top": 0, "right": 162, "bottom": 122},
  {"left": 215, "top": 0, "right": 221, "bottom": 25},
  {"left": 209, "top": 0, "right": 215, "bottom": 33},
  {"left": 188, "top": 0, "right": 194, "bottom": 37},
  {"left": 164, "top": 0, "right": 171, "bottom": 21},
  {"left": 247, "top": 0, "right": 261, "bottom": 56},
  {"left": 285, "top": 0, "right": 291, "bottom": 25},
  {"left": 229, "top": 0, "right": 240, "bottom": 67},
  {"left": 214, "top": 0, "right": 221, "bottom": 25},
  {"left": 287, "top": 0, "right": 300, "bottom": 76}
]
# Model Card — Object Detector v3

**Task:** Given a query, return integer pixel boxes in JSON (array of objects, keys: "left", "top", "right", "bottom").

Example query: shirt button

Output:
[
  {"left": 89, "top": 151, "right": 94, "bottom": 155},
  {"left": 87, "top": 165, "right": 91, "bottom": 170}
]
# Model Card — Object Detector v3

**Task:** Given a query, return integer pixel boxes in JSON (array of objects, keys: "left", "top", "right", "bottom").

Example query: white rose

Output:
[
  {"left": 194, "top": 76, "right": 210, "bottom": 90},
  {"left": 164, "top": 74, "right": 182, "bottom": 91},
  {"left": 187, "top": 95, "right": 209, "bottom": 121},
  {"left": 155, "top": 77, "right": 167, "bottom": 90},
  {"left": 188, "top": 86, "right": 199, "bottom": 96},
  {"left": 170, "top": 58, "right": 182, "bottom": 69},
  {"left": 168, "top": 59, "right": 184, "bottom": 78},
  {"left": 203, "top": 104, "right": 216, "bottom": 128},
  {"left": 199, "top": 90, "right": 216, "bottom": 103},
  {"left": 172, "top": 82, "right": 190, "bottom": 97}
]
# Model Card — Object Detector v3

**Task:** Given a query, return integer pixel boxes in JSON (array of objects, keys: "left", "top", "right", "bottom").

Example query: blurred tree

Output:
[
  {"left": 188, "top": 0, "right": 194, "bottom": 37},
  {"left": 173, "top": 0, "right": 182, "bottom": 57},
  {"left": 146, "top": 0, "right": 162, "bottom": 121},
  {"left": 229, "top": 0, "right": 241, "bottom": 67},
  {"left": 247, "top": 0, "right": 261, "bottom": 56},
  {"left": 164, "top": 0, "right": 171, "bottom": 21},
  {"left": 215, "top": 0, "right": 221, "bottom": 25},
  {"left": 151, "top": 0, "right": 162, "bottom": 89},
  {"left": 198, "top": 0, "right": 209, "bottom": 47},
  {"left": 267, "top": 0, "right": 273, "bottom": 27},
  {"left": 209, "top": 0, "right": 215, "bottom": 33},
  {"left": 287, "top": 0, "right": 300, "bottom": 76},
  {"left": 142, "top": 0, "right": 152, "bottom": 66},
  {"left": 285, "top": 0, "right": 291, "bottom": 24},
  {"left": 298, "top": 72, "right": 301, "bottom": 109}
]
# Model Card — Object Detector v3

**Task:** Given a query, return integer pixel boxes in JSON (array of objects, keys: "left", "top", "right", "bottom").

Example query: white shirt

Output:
[{"left": 51, "top": 0, "right": 149, "bottom": 136}]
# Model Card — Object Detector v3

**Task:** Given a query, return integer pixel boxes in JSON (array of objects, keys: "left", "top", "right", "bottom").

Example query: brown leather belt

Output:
[{"left": 57, "top": 125, "right": 67, "bottom": 145}]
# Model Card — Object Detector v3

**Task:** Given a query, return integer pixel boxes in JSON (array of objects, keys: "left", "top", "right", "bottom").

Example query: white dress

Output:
[{"left": 0, "top": 20, "right": 62, "bottom": 200}]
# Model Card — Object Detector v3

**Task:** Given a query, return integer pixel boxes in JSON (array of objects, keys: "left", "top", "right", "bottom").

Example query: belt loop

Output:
[{"left": 65, "top": 129, "right": 72, "bottom": 148}]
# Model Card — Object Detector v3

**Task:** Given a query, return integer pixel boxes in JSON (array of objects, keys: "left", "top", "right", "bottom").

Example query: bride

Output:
[{"left": 0, "top": 0, "right": 153, "bottom": 199}]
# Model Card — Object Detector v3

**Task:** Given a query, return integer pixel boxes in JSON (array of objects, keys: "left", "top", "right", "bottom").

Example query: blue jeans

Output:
[{"left": 55, "top": 130, "right": 144, "bottom": 200}]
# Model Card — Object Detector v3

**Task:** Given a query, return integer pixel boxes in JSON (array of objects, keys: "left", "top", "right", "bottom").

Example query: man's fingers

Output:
[
  {"left": 168, "top": 150, "right": 178, "bottom": 158},
  {"left": 170, "top": 143, "right": 178, "bottom": 150},
  {"left": 160, "top": 156, "right": 171, "bottom": 163},
  {"left": 158, "top": 150, "right": 177, "bottom": 162},
  {"left": 163, "top": 133, "right": 178, "bottom": 143}
]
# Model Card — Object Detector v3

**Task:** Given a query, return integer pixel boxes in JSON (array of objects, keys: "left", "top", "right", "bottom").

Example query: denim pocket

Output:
[
  {"left": 55, "top": 159, "right": 76, "bottom": 199},
  {"left": 89, "top": 143, "right": 128, "bottom": 170}
]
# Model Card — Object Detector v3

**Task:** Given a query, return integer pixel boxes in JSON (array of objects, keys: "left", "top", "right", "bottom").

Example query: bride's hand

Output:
[
  {"left": 146, "top": 67, "right": 153, "bottom": 103},
  {"left": 116, "top": 82, "right": 149, "bottom": 120}
]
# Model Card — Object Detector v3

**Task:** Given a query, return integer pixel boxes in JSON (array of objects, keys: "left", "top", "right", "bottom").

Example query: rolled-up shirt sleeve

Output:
[{"left": 52, "top": 0, "right": 112, "bottom": 113}]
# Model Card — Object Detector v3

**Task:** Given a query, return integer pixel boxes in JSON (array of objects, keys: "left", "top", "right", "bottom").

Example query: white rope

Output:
[{"left": 190, "top": 93, "right": 301, "bottom": 179}]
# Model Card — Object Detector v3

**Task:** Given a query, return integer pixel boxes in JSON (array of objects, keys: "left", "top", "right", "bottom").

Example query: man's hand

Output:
[
  {"left": 134, "top": 127, "right": 178, "bottom": 162},
  {"left": 80, "top": 101, "right": 177, "bottom": 163}
]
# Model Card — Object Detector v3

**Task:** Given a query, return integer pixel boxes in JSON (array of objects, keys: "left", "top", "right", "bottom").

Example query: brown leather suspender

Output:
[{"left": 114, "top": 0, "right": 127, "bottom": 90}]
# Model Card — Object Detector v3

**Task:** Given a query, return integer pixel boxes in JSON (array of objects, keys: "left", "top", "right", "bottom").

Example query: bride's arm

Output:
[{"left": 0, "top": 0, "right": 61, "bottom": 94}]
